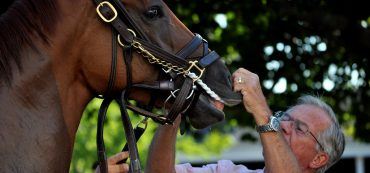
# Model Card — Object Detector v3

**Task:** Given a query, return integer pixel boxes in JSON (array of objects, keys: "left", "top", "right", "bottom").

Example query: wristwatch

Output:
[{"left": 256, "top": 111, "right": 284, "bottom": 133}]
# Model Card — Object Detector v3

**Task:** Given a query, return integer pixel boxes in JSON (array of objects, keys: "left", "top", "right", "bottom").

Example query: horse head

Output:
[
  {"left": 82, "top": 0, "right": 242, "bottom": 129},
  {"left": 96, "top": 1, "right": 241, "bottom": 128}
]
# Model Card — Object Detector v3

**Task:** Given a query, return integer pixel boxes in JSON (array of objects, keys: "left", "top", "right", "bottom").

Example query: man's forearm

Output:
[
  {"left": 145, "top": 117, "right": 180, "bottom": 173},
  {"left": 254, "top": 111, "right": 301, "bottom": 173},
  {"left": 260, "top": 132, "right": 301, "bottom": 173}
]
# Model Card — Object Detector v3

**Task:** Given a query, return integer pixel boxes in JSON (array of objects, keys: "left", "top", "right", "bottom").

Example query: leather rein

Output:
[{"left": 92, "top": 1, "right": 222, "bottom": 173}]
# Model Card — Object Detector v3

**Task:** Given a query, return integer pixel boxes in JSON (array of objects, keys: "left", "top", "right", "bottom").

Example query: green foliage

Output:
[
  {"left": 177, "top": 130, "right": 234, "bottom": 158},
  {"left": 70, "top": 99, "right": 157, "bottom": 173}
]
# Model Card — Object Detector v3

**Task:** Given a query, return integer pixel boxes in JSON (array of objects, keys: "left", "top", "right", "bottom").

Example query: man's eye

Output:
[
  {"left": 296, "top": 126, "right": 305, "bottom": 133},
  {"left": 294, "top": 122, "right": 305, "bottom": 134}
]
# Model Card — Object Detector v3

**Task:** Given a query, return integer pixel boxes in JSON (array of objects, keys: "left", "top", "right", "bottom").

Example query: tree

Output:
[{"left": 166, "top": 0, "right": 370, "bottom": 142}]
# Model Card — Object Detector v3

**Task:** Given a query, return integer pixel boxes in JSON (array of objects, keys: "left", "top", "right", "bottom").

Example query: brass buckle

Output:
[
  {"left": 186, "top": 61, "right": 205, "bottom": 81},
  {"left": 118, "top": 29, "right": 137, "bottom": 47},
  {"left": 96, "top": 1, "right": 117, "bottom": 23}
]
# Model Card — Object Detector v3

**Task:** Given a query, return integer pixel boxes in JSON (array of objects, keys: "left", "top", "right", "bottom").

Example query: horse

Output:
[{"left": 0, "top": 0, "right": 241, "bottom": 172}]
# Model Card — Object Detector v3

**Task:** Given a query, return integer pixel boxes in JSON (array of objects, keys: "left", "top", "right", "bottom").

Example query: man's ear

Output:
[{"left": 309, "top": 152, "right": 329, "bottom": 169}]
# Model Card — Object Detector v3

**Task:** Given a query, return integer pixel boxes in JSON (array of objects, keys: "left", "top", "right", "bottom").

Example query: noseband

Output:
[{"left": 93, "top": 1, "right": 222, "bottom": 172}]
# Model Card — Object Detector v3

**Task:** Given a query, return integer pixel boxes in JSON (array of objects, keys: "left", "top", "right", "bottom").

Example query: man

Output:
[{"left": 101, "top": 68, "right": 345, "bottom": 173}]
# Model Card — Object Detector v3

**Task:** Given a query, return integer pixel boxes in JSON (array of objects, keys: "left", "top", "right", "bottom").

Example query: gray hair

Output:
[{"left": 289, "top": 95, "right": 345, "bottom": 173}]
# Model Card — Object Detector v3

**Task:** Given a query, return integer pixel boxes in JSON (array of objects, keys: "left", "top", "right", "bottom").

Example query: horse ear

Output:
[{"left": 309, "top": 152, "right": 329, "bottom": 169}]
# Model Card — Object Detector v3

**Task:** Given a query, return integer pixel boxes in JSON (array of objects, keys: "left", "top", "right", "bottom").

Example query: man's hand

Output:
[
  {"left": 95, "top": 152, "right": 129, "bottom": 173},
  {"left": 232, "top": 68, "right": 272, "bottom": 125}
]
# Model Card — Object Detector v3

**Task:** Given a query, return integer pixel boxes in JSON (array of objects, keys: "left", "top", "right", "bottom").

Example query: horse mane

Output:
[{"left": 0, "top": 0, "right": 59, "bottom": 84}]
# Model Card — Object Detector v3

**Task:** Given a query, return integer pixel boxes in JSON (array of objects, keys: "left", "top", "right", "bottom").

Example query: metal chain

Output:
[
  {"left": 131, "top": 40, "right": 224, "bottom": 103},
  {"left": 131, "top": 41, "right": 188, "bottom": 75}
]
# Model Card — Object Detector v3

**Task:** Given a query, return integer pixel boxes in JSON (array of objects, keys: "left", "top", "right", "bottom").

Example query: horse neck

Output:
[
  {"left": 0, "top": 1, "right": 96, "bottom": 171},
  {"left": 0, "top": 45, "right": 74, "bottom": 172}
]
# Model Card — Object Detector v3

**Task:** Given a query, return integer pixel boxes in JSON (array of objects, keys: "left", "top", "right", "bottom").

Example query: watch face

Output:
[{"left": 271, "top": 117, "right": 280, "bottom": 131}]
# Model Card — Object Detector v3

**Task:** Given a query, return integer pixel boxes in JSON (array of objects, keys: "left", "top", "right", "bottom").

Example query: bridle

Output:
[{"left": 92, "top": 1, "right": 223, "bottom": 173}]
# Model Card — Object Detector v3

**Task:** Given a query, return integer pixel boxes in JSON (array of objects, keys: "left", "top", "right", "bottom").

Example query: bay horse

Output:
[{"left": 0, "top": 0, "right": 241, "bottom": 172}]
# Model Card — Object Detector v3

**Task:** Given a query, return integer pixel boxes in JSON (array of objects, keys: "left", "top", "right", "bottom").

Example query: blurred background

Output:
[{"left": 70, "top": 0, "right": 370, "bottom": 172}]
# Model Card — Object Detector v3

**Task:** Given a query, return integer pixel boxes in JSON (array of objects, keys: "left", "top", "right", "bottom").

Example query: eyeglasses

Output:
[{"left": 279, "top": 112, "right": 325, "bottom": 151}]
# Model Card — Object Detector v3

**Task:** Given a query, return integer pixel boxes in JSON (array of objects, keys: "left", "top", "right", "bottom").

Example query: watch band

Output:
[
  {"left": 256, "top": 111, "right": 284, "bottom": 133},
  {"left": 256, "top": 123, "right": 275, "bottom": 132}
]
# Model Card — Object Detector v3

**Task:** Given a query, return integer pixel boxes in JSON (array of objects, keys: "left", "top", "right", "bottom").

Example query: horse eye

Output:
[{"left": 144, "top": 6, "right": 163, "bottom": 20}]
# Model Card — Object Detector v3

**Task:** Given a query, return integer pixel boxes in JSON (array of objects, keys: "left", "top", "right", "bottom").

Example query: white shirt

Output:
[{"left": 175, "top": 160, "right": 264, "bottom": 173}]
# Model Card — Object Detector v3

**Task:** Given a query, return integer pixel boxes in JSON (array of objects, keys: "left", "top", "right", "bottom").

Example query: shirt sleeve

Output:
[{"left": 175, "top": 160, "right": 264, "bottom": 173}]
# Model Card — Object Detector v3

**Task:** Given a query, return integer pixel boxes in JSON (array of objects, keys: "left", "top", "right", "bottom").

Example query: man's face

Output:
[{"left": 280, "top": 104, "right": 331, "bottom": 169}]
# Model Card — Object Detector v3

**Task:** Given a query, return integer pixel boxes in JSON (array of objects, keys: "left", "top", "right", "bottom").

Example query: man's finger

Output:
[
  {"left": 233, "top": 77, "right": 244, "bottom": 92},
  {"left": 107, "top": 152, "right": 129, "bottom": 164}
]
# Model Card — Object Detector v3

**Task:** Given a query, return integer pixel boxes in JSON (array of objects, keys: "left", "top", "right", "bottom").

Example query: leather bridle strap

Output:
[
  {"left": 94, "top": 0, "right": 147, "bottom": 41},
  {"left": 97, "top": 93, "right": 142, "bottom": 173},
  {"left": 105, "top": 27, "right": 118, "bottom": 96},
  {"left": 176, "top": 34, "right": 203, "bottom": 58},
  {"left": 164, "top": 77, "right": 194, "bottom": 123},
  {"left": 94, "top": 0, "right": 192, "bottom": 69},
  {"left": 133, "top": 37, "right": 189, "bottom": 68},
  {"left": 110, "top": 0, "right": 148, "bottom": 41},
  {"left": 97, "top": 17, "right": 141, "bottom": 173},
  {"left": 116, "top": 92, "right": 141, "bottom": 173},
  {"left": 97, "top": 97, "right": 112, "bottom": 173},
  {"left": 123, "top": 78, "right": 193, "bottom": 125},
  {"left": 123, "top": 46, "right": 132, "bottom": 98}
]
